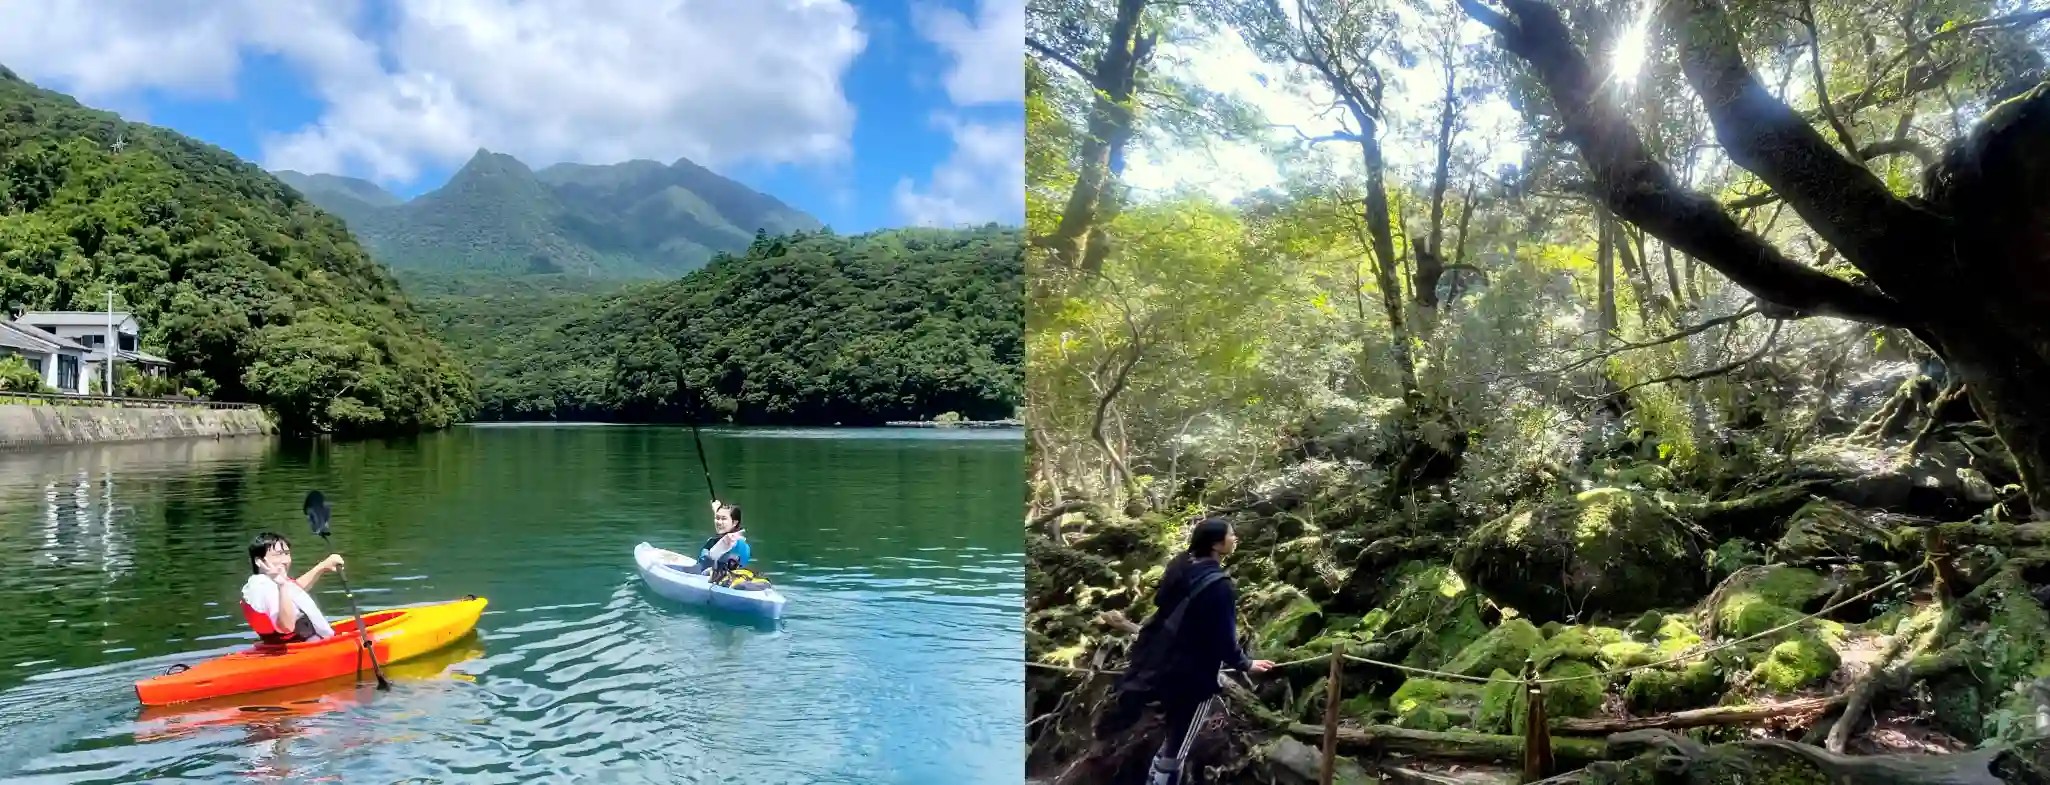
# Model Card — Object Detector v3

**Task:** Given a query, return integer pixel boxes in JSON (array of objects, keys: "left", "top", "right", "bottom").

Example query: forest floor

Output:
[{"left": 1026, "top": 369, "right": 2050, "bottom": 784}]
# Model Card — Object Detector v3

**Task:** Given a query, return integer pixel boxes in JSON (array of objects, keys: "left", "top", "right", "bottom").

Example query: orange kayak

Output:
[{"left": 134, "top": 596, "right": 488, "bottom": 706}]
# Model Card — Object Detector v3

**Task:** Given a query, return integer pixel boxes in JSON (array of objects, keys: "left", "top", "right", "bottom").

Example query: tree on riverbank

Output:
[
  {"left": 0, "top": 66, "right": 474, "bottom": 436},
  {"left": 1026, "top": 0, "right": 2050, "bottom": 781},
  {"left": 429, "top": 225, "right": 1024, "bottom": 425}
]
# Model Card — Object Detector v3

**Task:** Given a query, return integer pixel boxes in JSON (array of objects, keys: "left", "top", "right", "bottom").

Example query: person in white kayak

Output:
[
  {"left": 240, "top": 531, "right": 345, "bottom": 644},
  {"left": 678, "top": 500, "right": 751, "bottom": 575}
]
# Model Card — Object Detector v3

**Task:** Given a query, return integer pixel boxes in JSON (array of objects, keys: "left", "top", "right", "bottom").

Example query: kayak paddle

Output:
[{"left": 303, "top": 490, "right": 391, "bottom": 691}]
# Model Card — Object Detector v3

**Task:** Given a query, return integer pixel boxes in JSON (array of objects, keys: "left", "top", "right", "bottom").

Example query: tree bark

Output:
[
  {"left": 1417, "top": 47, "right": 1460, "bottom": 316},
  {"left": 1596, "top": 204, "right": 1617, "bottom": 344},
  {"left": 1552, "top": 694, "right": 1843, "bottom": 735}
]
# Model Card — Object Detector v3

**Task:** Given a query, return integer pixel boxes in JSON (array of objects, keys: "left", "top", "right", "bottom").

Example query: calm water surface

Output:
[{"left": 0, "top": 425, "right": 1024, "bottom": 783}]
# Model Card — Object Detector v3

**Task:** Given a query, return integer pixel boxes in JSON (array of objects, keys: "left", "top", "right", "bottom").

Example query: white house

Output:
[
  {"left": 15, "top": 311, "right": 173, "bottom": 392},
  {"left": 0, "top": 321, "right": 87, "bottom": 393}
]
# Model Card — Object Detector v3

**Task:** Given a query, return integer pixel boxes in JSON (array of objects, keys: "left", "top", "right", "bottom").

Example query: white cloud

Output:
[
  {"left": 894, "top": 0, "right": 1023, "bottom": 227},
  {"left": 912, "top": 0, "right": 1023, "bottom": 106},
  {"left": 0, "top": 0, "right": 866, "bottom": 186},
  {"left": 895, "top": 115, "right": 1024, "bottom": 227}
]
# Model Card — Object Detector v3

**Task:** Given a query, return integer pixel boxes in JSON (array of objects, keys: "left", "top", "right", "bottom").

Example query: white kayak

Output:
[{"left": 634, "top": 541, "right": 788, "bottom": 620}]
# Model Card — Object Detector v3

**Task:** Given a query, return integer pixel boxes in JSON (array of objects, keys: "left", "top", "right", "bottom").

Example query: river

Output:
[{"left": 0, "top": 425, "right": 1024, "bottom": 783}]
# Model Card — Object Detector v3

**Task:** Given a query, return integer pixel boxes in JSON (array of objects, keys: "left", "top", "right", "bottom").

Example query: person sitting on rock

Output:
[{"left": 1093, "top": 517, "right": 1275, "bottom": 785}]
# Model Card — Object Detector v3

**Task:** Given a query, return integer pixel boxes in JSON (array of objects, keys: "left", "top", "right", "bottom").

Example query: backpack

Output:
[{"left": 1113, "top": 570, "right": 1230, "bottom": 698}]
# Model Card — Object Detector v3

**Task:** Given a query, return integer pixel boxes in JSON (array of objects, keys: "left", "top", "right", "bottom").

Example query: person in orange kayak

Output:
[{"left": 241, "top": 532, "right": 345, "bottom": 643}]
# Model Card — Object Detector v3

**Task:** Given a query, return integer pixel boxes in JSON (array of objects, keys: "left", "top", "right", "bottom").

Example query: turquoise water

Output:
[{"left": 0, "top": 425, "right": 1024, "bottom": 783}]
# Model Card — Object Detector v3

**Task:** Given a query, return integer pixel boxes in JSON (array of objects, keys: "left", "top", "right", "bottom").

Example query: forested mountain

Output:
[
  {"left": 0, "top": 64, "right": 473, "bottom": 436},
  {"left": 1025, "top": 0, "right": 2050, "bottom": 781},
  {"left": 275, "top": 150, "right": 822, "bottom": 279},
  {"left": 424, "top": 225, "right": 1022, "bottom": 424}
]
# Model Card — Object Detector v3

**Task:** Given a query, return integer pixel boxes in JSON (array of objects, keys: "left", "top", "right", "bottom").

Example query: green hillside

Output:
[
  {"left": 428, "top": 225, "right": 1022, "bottom": 424},
  {"left": 0, "top": 65, "right": 475, "bottom": 435},
  {"left": 280, "top": 150, "right": 823, "bottom": 279}
]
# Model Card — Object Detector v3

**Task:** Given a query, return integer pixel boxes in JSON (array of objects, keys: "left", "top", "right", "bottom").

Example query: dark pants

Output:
[
  {"left": 1146, "top": 697, "right": 1214, "bottom": 785},
  {"left": 675, "top": 562, "right": 708, "bottom": 575}
]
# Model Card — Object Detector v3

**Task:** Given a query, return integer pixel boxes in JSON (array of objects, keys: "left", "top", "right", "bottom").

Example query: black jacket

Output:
[{"left": 1116, "top": 556, "right": 1251, "bottom": 704}]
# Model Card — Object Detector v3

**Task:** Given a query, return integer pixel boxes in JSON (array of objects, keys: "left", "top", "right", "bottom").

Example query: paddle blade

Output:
[{"left": 303, "top": 491, "right": 331, "bottom": 537}]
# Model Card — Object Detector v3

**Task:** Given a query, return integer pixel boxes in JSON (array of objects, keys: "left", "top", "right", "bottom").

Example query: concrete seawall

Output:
[{"left": 0, "top": 404, "right": 275, "bottom": 448}]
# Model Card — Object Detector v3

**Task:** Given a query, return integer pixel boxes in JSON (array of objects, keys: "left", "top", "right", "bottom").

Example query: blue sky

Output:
[{"left": 0, "top": 0, "right": 1023, "bottom": 233}]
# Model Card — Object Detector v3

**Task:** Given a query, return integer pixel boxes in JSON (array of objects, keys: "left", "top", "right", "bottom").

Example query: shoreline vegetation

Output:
[
  {"left": 1, "top": 65, "right": 1022, "bottom": 439},
  {"left": 1024, "top": 0, "right": 2050, "bottom": 783}
]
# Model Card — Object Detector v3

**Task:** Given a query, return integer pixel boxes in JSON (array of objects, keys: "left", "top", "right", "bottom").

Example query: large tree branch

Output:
[
  {"left": 1027, "top": 37, "right": 1093, "bottom": 83},
  {"left": 1665, "top": 0, "right": 1947, "bottom": 301},
  {"left": 1458, "top": 0, "right": 1917, "bottom": 327}
]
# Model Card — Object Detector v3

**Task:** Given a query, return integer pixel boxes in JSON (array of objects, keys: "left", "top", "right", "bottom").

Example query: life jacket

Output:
[
  {"left": 712, "top": 562, "right": 772, "bottom": 592},
  {"left": 240, "top": 601, "right": 316, "bottom": 645}
]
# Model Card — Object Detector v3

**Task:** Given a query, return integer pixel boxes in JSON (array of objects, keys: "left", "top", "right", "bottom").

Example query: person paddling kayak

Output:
[
  {"left": 241, "top": 532, "right": 345, "bottom": 643},
  {"left": 677, "top": 500, "right": 750, "bottom": 575}
]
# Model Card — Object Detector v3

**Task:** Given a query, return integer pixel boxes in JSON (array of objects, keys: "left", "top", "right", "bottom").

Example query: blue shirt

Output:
[{"left": 701, "top": 537, "right": 751, "bottom": 568}]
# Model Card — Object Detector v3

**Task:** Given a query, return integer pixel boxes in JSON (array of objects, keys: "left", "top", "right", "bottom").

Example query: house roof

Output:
[
  {"left": 0, "top": 322, "right": 88, "bottom": 354},
  {"left": 16, "top": 311, "right": 139, "bottom": 329}
]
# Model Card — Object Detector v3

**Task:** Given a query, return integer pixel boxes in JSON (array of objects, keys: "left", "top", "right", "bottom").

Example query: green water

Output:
[{"left": 0, "top": 425, "right": 1024, "bottom": 783}]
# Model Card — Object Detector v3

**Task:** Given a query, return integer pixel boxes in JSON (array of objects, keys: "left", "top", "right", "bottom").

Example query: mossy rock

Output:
[
  {"left": 1387, "top": 677, "right": 1483, "bottom": 731},
  {"left": 1025, "top": 535, "right": 1119, "bottom": 612},
  {"left": 1443, "top": 618, "right": 1545, "bottom": 677},
  {"left": 1750, "top": 635, "right": 1840, "bottom": 692},
  {"left": 1624, "top": 610, "right": 1663, "bottom": 640},
  {"left": 1535, "top": 625, "right": 1626, "bottom": 668},
  {"left": 1774, "top": 498, "right": 1906, "bottom": 562},
  {"left": 1358, "top": 561, "right": 1489, "bottom": 670},
  {"left": 1707, "top": 538, "right": 1764, "bottom": 579},
  {"left": 1255, "top": 591, "right": 1325, "bottom": 651},
  {"left": 1475, "top": 660, "right": 1607, "bottom": 734},
  {"left": 1453, "top": 487, "right": 1705, "bottom": 622},
  {"left": 1711, "top": 566, "right": 1835, "bottom": 639},
  {"left": 1598, "top": 640, "right": 1653, "bottom": 669},
  {"left": 1623, "top": 661, "right": 1725, "bottom": 713},
  {"left": 1931, "top": 568, "right": 2050, "bottom": 743}
]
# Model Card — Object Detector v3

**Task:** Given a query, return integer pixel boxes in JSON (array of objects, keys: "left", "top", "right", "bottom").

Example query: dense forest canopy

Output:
[
  {"left": 276, "top": 150, "right": 823, "bottom": 280},
  {"left": 1026, "top": 0, "right": 2050, "bottom": 781},
  {"left": 0, "top": 65, "right": 474, "bottom": 436},
  {"left": 432, "top": 226, "right": 1024, "bottom": 425}
]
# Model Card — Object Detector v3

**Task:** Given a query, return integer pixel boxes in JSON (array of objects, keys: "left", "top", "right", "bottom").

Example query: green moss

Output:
[
  {"left": 1598, "top": 641, "right": 1653, "bottom": 669},
  {"left": 1541, "top": 661, "right": 1607, "bottom": 719},
  {"left": 1623, "top": 662, "right": 1724, "bottom": 713},
  {"left": 1653, "top": 615, "right": 1704, "bottom": 653},
  {"left": 1625, "top": 611, "right": 1663, "bottom": 640},
  {"left": 1444, "top": 618, "right": 1545, "bottom": 676},
  {"left": 1255, "top": 592, "right": 1324, "bottom": 651},
  {"left": 1751, "top": 636, "right": 1840, "bottom": 691},
  {"left": 1364, "top": 562, "right": 1490, "bottom": 669},
  {"left": 1454, "top": 487, "right": 1702, "bottom": 620},
  {"left": 1708, "top": 538, "right": 1764, "bottom": 578},
  {"left": 1540, "top": 621, "right": 1566, "bottom": 638},
  {"left": 1535, "top": 625, "right": 1626, "bottom": 668},
  {"left": 1475, "top": 668, "right": 1519, "bottom": 734},
  {"left": 1712, "top": 566, "right": 1834, "bottom": 639},
  {"left": 1473, "top": 662, "right": 1606, "bottom": 735}
]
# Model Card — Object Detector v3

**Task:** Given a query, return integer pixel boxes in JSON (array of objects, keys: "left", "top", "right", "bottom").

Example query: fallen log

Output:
[
  {"left": 1551, "top": 694, "right": 1844, "bottom": 735},
  {"left": 1284, "top": 722, "right": 1608, "bottom": 768},
  {"left": 1545, "top": 728, "right": 2009, "bottom": 785}
]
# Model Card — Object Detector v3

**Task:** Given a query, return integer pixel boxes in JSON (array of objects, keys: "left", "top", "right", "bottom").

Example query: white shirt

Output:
[{"left": 242, "top": 574, "right": 336, "bottom": 640}]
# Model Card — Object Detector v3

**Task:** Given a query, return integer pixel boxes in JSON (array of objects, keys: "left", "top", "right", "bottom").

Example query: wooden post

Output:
[
  {"left": 1520, "top": 657, "right": 1553, "bottom": 784},
  {"left": 1321, "top": 645, "right": 1344, "bottom": 785}
]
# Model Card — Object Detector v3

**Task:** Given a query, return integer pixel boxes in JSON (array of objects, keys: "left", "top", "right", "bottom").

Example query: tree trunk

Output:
[
  {"left": 1040, "top": 0, "right": 1151, "bottom": 274},
  {"left": 1596, "top": 205, "right": 1617, "bottom": 345},
  {"left": 1417, "top": 51, "right": 1460, "bottom": 319},
  {"left": 1357, "top": 123, "right": 1423, "bottom": 401}
]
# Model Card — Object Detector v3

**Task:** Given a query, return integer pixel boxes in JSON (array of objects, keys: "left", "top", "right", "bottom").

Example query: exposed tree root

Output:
[
  {"left": 1552, "top": 694, "right": 1845, "bottom": 735},
  {"left": 1284, "top": 722, "right": 1609, "bottom": 768}
]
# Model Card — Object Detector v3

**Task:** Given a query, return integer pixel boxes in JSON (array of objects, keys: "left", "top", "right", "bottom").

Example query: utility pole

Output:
[{"left": 104, "top": 289, "right": 114, "bottom": 397}]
